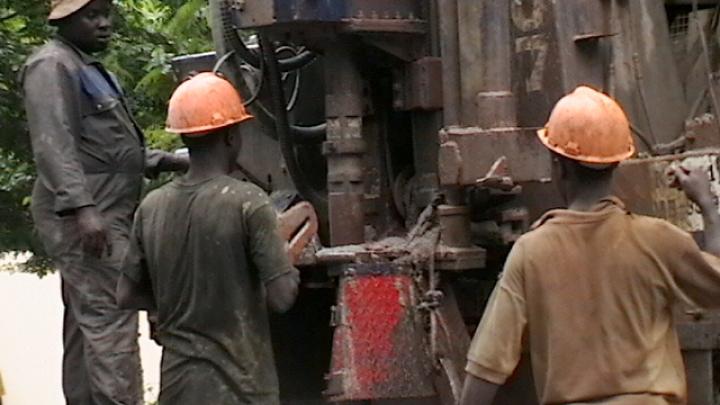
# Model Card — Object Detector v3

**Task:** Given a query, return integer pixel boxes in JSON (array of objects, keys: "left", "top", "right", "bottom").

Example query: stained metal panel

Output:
[
  {"left": 326, "top": 264, "right": 435, "bottom": 401},
  {"left": 438, "top": 127, "right": 552, "bottom": 186}
]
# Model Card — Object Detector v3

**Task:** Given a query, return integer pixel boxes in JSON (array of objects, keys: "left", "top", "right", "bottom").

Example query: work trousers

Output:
[
  {"left": 57, "top": 233, "right": 143, "bottom": 405},
  {"left": 159, "top": 349, "right": 279, "bottom": 405},
  {"left": 31, "top": 182, "right": 144, "bottom": 405}
]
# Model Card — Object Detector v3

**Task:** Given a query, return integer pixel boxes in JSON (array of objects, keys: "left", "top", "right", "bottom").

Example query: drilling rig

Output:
[{"left": 172, "top": 1, "right": 720, "bottom": 403}]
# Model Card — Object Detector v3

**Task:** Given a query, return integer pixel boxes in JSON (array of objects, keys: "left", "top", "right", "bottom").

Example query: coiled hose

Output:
[
  {"left": 259, "top": 34, "right": 329, "bottom": 213},
  {"left": 212, "top": 0, "right": 326, "bottom": 143}
]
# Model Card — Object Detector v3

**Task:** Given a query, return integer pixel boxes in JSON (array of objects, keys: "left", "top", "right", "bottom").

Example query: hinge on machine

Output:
[
  {"left": 392, "top": 57, "right": 444, "bottom": 111},
  {"left": 329, "top": 304, "right": 344, "bottom": 327},
  {"left": 418, "top": 289, "right": 444, "bottom": 312}
]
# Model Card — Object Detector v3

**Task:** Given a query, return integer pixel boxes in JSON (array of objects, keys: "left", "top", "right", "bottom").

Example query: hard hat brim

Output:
[
  {"left": 536, "top": 127, "right": 634, "bottom": 167},
  {"left": 166, "top": 114, "right": 254, "bottom": 136}
]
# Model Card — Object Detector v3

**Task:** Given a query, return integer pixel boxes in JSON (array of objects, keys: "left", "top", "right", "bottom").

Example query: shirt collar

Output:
[
  {"left": 531, "top": 196, "right": 627, "bottom": 229},
  {"left": 53, "top": 34, "right": 100, "bottom": 65}
]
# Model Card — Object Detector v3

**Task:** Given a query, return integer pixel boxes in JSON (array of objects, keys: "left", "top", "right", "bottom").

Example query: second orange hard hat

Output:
[
  {"left": 166, "top": 72, "right": 254, "bottom": 136},
  {"left": 537, "top": 86, "right": 635, "bottom": 166}
]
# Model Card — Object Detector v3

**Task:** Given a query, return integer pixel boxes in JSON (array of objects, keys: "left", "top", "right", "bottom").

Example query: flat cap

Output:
[{"left": 49, "top": 0, "right": 93, "bottom": 21}]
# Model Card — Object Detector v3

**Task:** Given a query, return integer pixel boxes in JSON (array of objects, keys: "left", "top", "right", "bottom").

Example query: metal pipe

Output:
[
  {"left": 476, "top": 0, "right": 516, "bottom": 128},
  {"left": 438, "top": 0, "right": 461, "bottom": 126},
  {"left": 324, "top": 44, "right": 366, "bottom": 246},
  {"left": 693, "top": 0, "right": 720, "bottom": 139}
]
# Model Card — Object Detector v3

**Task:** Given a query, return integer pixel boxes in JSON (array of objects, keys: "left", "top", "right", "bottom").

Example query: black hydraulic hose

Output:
[
  {"left": 280, "top": 50, "right": 317, "bottom": 72},
  {"left": 232, "top": 29, "right": 316, "bottom": 72},
  {"left": 232, "top": 35, "right": 262, "bottom": 67},
  {"left": 214, "top": 0, "right": 325, "bottom": 141},
  {"left": 259, "top": 34, "right": 328, "bottom": 212},
  {"left": 250, "top": 99, "right": 326, "bottom": 144},
  {"left": 291, "top": 124, "right": 326, "bottom": 144}
]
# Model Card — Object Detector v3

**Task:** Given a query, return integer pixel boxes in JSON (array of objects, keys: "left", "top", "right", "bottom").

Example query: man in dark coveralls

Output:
[
  {"left": 117, "top": 72, "right": 300, "bottom": 404},
  {"left": 21, "top": 0, "right": 187, "bottom": 403}
]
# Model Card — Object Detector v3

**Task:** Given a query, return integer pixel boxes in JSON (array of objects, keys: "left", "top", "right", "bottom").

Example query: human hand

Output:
[
  {"left": 76, "top": 206, "right": 110, "bottom": 258},
  {"left": 676, "top": 166, "right": 715, "bottom": 209},
  {"left": 169, "top": 153, "right": 189, "bottom": 172}
]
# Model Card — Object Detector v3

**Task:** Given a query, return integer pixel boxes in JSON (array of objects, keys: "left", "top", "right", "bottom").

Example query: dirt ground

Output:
[{"left": 0, "top": 270, "right": 161, "bottom": 405}]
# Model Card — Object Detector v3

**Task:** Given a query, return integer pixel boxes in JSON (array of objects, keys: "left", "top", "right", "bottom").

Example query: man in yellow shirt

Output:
[{"left": 460, "top": 86, "right": 720, "bottom": 404}]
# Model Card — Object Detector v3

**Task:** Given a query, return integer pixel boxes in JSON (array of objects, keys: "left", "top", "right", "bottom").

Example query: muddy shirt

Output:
[
  {"left": 123, "top": 175, "right": 294, "bottom": 401},
  {"left": 466, "top": 198, "right": 720, "bottom": 405},
  {"left": 22, "top": 36, "right": 174, "bottom": 260}
]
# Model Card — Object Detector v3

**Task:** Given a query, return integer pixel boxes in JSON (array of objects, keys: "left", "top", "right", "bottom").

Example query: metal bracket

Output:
[{"left": 393, "top": 57, "right": 444, "bottom": 111}]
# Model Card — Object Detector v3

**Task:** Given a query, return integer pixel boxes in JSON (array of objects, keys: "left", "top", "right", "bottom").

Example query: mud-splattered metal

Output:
[{"left": 326, "top": 263, "right": 434, "bottom": 401}]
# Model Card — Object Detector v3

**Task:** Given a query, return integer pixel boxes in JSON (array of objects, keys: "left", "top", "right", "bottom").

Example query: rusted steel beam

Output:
[
  {"left": 324, "top": 44, "right": 366, "bottom": 246},
  {"left": 476, "top": 0, "right": 516, "bottom": 129},
  {"left": 665, "top": 0, "right": 719, "bottom": 5},
  {"left": 438, "top": 0, "right": 461, "bottom": 126},
  {"left": 438, "top": 127, "right": 552, "bottom": 187}
]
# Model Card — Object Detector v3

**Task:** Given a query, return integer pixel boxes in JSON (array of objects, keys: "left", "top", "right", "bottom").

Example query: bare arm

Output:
[
  {"left": 116, "top": 272, "right": 155, "bottom": 310},
  {"left": 117, "top": 211, "right": 155, "bottom": 310},
  {"left": 462, "top": 242, "right": 527, "bottom": 401},
  {"left": 699, "top": 199, "right": 720, "bottom": 256},
  {"left": 459, "top": 374, "right": 500, "bottom": 405},
  {"left": 144, "top": 149, "right": 189, "bottom": 178},
  {"left": 677, "top": 167, "right": 720, "bottom": 256},
  {"left": 247, "top": 200, "right": 300, "bottom": 313},
  {"left": 266, "top": 268, "right": 300, "bottom": 313}
]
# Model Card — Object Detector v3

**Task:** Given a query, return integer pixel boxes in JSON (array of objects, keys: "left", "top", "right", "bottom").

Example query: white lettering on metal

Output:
[
  {"left": 512, "top": 0, "right": 549, "bottom": 93},
  {"left": 511, "top": 0, "right": 547, "bottom": 31},
  {"left": 515, "top": 34, "right": 549, "bottom": 93}
]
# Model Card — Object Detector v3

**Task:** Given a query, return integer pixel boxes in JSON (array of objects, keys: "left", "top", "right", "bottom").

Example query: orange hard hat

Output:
[
  {"left": 166, "top": 72, "right": 253, "bottom": 136},
  {"left": 537, "top": 86, "right": 635, "bottom": 166}
]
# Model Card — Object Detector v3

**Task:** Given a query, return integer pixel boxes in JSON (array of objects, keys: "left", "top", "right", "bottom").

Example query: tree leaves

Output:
[
  {"left": 0, "top": 0, "right": 212, "bottom": 256},
  {"left": 0, "top": 1, "right": 50, "bottom": 253}
]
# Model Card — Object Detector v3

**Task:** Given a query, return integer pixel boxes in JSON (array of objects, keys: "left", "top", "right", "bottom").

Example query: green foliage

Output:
[
  {"left": 0, "top": 149, "right": 35, "bottom": 251},
  {"left": 0, "top": 1, "right": 50, "bottom": 252},
  {"left": 145, "top": 126, "right": 184, "bottom": 151},
  {"left": 0, "top": 2, "right": 50, "bottom": 149},
  {"left": 0, "top": 0, "right": 212, "bottom": 257},
  {"left": 107, "top": 0, "right": 212, "bottom": 128}
]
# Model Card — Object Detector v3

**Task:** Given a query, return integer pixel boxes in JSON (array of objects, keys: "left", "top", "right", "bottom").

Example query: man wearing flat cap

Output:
[{"left": 21, "top": 1, "right": 187, "bottom": 403}]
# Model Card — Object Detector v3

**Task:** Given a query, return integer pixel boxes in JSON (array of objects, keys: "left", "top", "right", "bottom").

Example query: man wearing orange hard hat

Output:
[
  {"left": 117, "top": 72, "right": 300, "bottom": 405},
  {"left": 21, "top": 1, "right": 187, "bottom": 404},
  {"left": 460, "top": 86, "right": 720, "bottom": 405}
]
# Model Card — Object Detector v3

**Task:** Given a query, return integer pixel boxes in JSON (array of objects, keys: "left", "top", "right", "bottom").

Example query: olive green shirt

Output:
[
  {"left": 467, "top": 198, "right": 720, "bottom": 405},
  {"left": 123, "top": 175, "right": 294, "bottom": 401}
]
